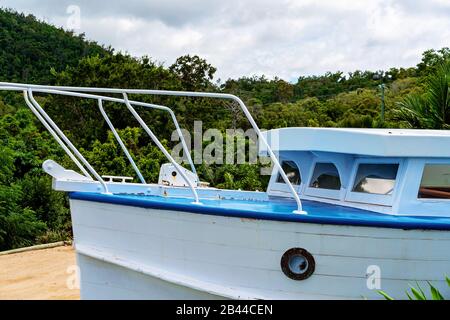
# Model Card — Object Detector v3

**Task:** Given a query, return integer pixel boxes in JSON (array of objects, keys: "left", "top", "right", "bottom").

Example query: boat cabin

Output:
[{"left": 261, "top": 128, "right": 450, "bottom": 217}]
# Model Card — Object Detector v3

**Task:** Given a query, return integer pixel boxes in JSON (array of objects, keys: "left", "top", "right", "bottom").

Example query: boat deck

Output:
[{"left": 70, "top": 192, "right": 450, "bottom": 231}]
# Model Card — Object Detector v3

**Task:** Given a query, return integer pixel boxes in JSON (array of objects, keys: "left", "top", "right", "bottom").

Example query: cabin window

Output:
[
  {"left": 352, "top": 164, "right": 399, "bottom": 195},
  {"left": 277, "top": 161, "right": 301, "bottom": 185},
  {"left": 418, "top": 164, "right": 450, "bottom": 199},
  {"left": 309, "top": 162, "right": 341, "bottom": 190}
]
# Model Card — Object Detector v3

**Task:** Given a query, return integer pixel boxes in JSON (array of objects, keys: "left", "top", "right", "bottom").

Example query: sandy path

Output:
[{"left": 0, "top": 245, "right": 80, "bottom": 300}]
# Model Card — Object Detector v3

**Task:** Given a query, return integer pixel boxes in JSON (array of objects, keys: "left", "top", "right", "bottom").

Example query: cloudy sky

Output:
[{"left": 1, "top": 0, "right": 450, "bottom": 81}]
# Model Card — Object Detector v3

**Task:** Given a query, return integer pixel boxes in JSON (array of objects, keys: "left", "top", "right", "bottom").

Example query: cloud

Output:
[{"left": 1, "top": 0, "right": 449, "bottom": 81}]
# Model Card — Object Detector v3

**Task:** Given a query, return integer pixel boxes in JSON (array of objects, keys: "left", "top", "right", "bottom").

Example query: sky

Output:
[{"left": 1, "top": 0, "right": 450, "bottom": 82}]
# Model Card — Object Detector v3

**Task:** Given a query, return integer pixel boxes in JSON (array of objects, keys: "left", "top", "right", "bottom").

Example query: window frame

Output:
[
  {"left": 275, "top": 160, "right": 301, "bottom": 186},
  {"left": 304, "top": 160, "right": 342, "bottom": 200},
  {"left": 346, "top": 158, "right": 403, "bottom": 206},
  {"left": 270, "top": 159, "right": 303, "bottom": 195},
  {"left": 417, "top": 163, "right": 450, "bottom": 200}
]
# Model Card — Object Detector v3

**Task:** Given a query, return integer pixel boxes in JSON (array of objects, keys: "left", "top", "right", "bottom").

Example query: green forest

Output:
[{"left": 0, "top": 8, "right": 449, "bottom": 251}]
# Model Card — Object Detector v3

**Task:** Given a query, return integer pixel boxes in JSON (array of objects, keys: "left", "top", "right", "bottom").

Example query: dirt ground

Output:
[{"left": 0, "top": 245, "right": 80, "bottom": 300}]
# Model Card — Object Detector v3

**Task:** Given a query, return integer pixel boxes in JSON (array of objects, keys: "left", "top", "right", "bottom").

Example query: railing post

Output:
[
  {"left": 28, "top": 89, "right": 110, "bottom": 194},
  {"left": 230, "top": 96, "right": 306, "bottom": 214},
  {"left": 166, "top": 108, "right": 198, "bottom": 178},
  {"left": 122, "top": 93, "right": 201, "bottom": 204},
  {"left": 23, "top": 91, "right": 92, "bottom": 179},
  {"left": 98, "top": 99, "right": 146, "bottom": 184},
  {"left": 128, "top": 101, "right": 198, "bottom": 180}
]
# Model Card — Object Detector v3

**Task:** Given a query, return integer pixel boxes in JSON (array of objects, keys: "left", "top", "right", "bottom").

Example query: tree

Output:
[
  {"left": 417, "top": 48, "right": 450, "bottom": 76},
  {"left": 169, "top": 55, "right": 217, "bottom": 91},
  {"left": 274, "top": 78, "right": 294, "bottom": 103},
  {"left": 394, "top": 61, "right": 450, "bottom": 129}
]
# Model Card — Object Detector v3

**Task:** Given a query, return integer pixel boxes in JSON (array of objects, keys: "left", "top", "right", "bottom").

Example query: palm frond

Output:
[
  {"left": 394, "top": 94, "right": 431, "bottom": 129},
  {"left": 395, "top": 60, "right": 450, "bottom": 129},
  {"left": 378, "top": 290, "right": 394, "bottom": 300},
  {"left": 425, "top": 61, "right": 450, "bottom": 127}
]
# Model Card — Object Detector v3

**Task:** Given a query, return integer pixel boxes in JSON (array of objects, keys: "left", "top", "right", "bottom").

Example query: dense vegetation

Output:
[
  {"left": 0, "top": 8, "right": 110, "bottom": 83},
  {"left": 0, "top": 9, "right": 449, "bottom": 250}
]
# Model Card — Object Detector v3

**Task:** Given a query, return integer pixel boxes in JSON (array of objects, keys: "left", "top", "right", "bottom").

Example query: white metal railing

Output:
[
  {"left": 22, "top": 90, "right": 92, "bottom": 179},
  {"left": 0, "top": 82, "right": 305, "bottom": 213},
  {"left": 27, "top": 89, "right": 110, "bottom": 193},
  {"left": 98, "top": 99, "right": 146, "bottom": 184}
]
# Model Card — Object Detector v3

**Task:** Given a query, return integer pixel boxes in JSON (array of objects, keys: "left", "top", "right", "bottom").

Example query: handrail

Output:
[
  {"left": 1, "top": 84, "right": 197, "bottom": 178},
  {"left": 0, "top": 82, "right": 305, "bottom": 213},
  {"left": 2, "top": 85, "right": 200, "bottom": 203},
  {"left": 98, "top": 99, "right": 146, "bottom": 184},
  {"left": 27, "top": 89, "right": 110, "bottom": 194},
  {"left": 127, "top": 100, "right": 197, "bottom": 178},
  {"left": 95, "top": 98, "right": 197, "bottom": 178},
  {"left": 122, "top": 93, "right": 200, "bottom": 204},
  {"left": 22, "top": 91, "right": 92, "bottom": 179},
  {"left": 2, "top": 84, "right": 198, "bottom": 177}
]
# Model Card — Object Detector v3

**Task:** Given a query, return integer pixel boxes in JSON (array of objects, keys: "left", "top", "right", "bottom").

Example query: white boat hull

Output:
[
  {"left": 70, "top": 199, "right": 450, "bottom": 300},
  {"left": 77, "top": 254, "right": 222, "bottom": 299}
]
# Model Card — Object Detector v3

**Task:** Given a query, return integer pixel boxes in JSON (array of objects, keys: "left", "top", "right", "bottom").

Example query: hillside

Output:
[{"left": 0, "top": 8, "right": 110, "bottom": 83}]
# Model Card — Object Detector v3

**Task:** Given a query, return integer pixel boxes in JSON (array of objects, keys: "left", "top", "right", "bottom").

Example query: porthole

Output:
[
  {"left": 280, "top": 248, "right": 315, "bottom": 280},
  {"left": 171, "top": 171, "right": 177, "bottom": 177}
]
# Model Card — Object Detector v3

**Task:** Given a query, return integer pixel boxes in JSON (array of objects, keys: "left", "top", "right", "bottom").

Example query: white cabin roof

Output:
[{"left": 260, "top": 127, "right": 450, "bottom": 158}]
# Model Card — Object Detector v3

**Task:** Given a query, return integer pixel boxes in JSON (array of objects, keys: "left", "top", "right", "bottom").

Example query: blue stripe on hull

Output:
[{"left": 69, "top": 192, "right": 450, "bottom": 231}]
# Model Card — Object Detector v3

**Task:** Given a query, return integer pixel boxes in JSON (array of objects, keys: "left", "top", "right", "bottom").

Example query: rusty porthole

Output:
[{"left": 280, "top": 248, "right": 315, "bottom": 280}]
